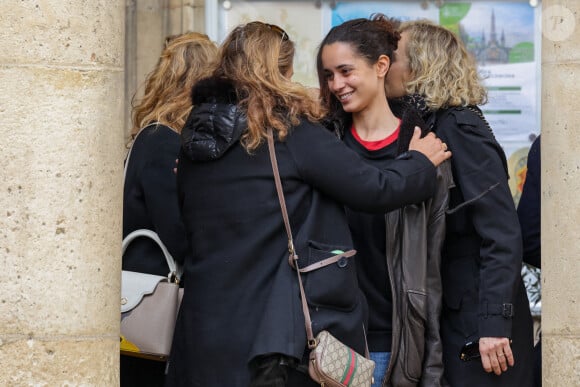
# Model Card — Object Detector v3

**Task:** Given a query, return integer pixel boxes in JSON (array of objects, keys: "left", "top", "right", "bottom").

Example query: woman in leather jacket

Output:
[
  {"left": 316, "top": 15, "right": 451, "bottom": 387},
  {"left": 385, "top": 20, "right": 534, "bottom": 387},
  {"left": 166, "top": 21, "right": 450, "bottom": 387}
]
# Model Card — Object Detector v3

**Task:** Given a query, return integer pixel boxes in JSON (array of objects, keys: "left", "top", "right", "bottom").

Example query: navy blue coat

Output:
[
  {"left": 165, "top": 78, "right": 438, "bottom": 387},
  {"left": 517, "top": 135, "right": 541, "bottom": 269},
  {"left": 429, "top": 107, "right": 534, "bottom": 386}
]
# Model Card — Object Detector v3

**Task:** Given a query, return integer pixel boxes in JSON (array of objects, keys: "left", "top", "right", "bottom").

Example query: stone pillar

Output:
[
  {"left": 541, "top": 1, "right": 580, "bottom": 385},
  {"left": 0, "top": 1, "right": 125, "bottom": 385}
]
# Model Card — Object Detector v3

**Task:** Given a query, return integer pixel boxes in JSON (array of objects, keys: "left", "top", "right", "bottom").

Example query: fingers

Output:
[
  {"left": 173, "top": 158, "right": 179, "bottom": 175},
  {"left": 408, "top": 127, "right": 451, "bottom": 167},
  {"left": 479, "top": 337, "right": 514, "bottom": 376},
  {"left": 411, "top": 127, "right": 422, "bottom": 141},
  {"left": 503, "top": 341, "right": 515, "bottom": 367}
]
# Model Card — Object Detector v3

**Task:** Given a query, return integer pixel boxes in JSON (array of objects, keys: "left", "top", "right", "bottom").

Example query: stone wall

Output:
[{"left": 0, "top": 1, "right": 125, "bottom": 385}]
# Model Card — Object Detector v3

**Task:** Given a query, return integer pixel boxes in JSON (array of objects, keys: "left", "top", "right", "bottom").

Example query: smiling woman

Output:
[
  {"left": 316, "top": 14, "right": 452, "bottom": 387},
  {"left": 164, "top": 19, "right": 449, "bottom": 387}
]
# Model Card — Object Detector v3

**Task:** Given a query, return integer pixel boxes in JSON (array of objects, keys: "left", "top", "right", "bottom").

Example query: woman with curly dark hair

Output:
[{"left": 317, "top": 14, "right": 451, "bottom": 387}]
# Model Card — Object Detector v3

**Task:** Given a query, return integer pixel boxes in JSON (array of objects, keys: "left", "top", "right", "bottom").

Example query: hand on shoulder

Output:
[{"left": 409, "top": 127, "right": 452, "bottom": 167}]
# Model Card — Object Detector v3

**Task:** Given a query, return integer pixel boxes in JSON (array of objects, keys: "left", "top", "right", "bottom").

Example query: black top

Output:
[{"left": 343, "top": 128, "right": 398, "bottom": 352}]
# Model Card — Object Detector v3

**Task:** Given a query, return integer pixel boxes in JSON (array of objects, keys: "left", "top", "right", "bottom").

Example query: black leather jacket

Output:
[
  {"left": 328, "top": 100, "right": 452, "bottom": 387},
  {"left": 384, "top": 160, "right": 452, "bottom": 387}
]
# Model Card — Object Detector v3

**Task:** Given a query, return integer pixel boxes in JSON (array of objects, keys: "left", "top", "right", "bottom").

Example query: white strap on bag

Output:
[{"left": 122, "top": 228, "right": 182, "bottom": 280}]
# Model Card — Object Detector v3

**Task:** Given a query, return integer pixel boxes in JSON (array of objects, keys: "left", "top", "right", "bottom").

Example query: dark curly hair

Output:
[{"left": 316, "top": 13, "right": 401, "bottom": 128}]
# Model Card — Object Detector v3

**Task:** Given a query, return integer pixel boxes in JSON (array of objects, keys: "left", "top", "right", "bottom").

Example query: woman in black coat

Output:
[
  {"left": 386, "top": 20, "right": 534, "bottom": 386},
  {"left": 122, "top": 32, "right": 217, "bottom": 387},
  {"left": 166, "top": 21, "right": 451, "bottom": 387}
]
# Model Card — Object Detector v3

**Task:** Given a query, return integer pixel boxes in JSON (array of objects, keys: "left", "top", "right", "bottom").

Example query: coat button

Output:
[{"left": 337, "top": 257, "right": 348, "bottom": 268}]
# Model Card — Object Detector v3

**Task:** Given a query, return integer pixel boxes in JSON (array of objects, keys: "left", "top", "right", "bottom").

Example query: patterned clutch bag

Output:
[{"left": 308, "top": 330, "right": 375, "bottom": 387}]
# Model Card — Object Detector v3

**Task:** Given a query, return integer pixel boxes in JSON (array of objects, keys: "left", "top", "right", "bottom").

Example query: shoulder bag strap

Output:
[{"left": 266, "top": 128, "right": 368, "bottom": 356}]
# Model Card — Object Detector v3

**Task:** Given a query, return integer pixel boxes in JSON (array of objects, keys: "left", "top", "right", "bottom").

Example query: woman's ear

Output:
[{"left": 376, "top": 54, "right": 390, "bottom": 78}]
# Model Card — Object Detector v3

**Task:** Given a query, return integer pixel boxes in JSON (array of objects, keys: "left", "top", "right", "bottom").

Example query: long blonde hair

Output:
[
  {"left": 213, "top": 21, "right": 324, "bottom": 151},
  {"left": 131, "top": 32, "right": 218, "bottom": 137},
  {"left": 399, "top": 20, "right": 487, "bottom": 109}
]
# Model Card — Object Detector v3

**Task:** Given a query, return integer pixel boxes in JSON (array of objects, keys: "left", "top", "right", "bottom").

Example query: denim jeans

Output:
[{"left": 370, "top": 352, "right": 391, "bottom": 387}]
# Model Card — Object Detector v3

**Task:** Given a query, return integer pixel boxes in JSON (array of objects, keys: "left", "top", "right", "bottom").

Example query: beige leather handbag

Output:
[{"left": 120, "top": 229, "right": 183, "bottom": 361}]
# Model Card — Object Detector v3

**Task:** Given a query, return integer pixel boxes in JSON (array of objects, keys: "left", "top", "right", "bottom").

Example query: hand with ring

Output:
[{"left": 479, "top": 337, "right": 514, "bottom": 375}]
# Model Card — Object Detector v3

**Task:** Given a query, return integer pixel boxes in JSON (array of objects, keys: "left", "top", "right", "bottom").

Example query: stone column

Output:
[
  {"left": 0, "top": 1, "right": 125, "bottom": 385},
  {"left": 541, "top": 1, "right": 580, "bottom": 385}
]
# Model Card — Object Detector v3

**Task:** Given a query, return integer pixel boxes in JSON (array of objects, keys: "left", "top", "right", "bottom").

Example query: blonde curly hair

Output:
[
  {"left": 213, "top": 21, "right": 324, "bottom": 151},
  {"left": 399, "top": 20, "right": 487, "bottom": 109},
  {"left": 131, "top": 32, "right": 218, "bottom": 137}
]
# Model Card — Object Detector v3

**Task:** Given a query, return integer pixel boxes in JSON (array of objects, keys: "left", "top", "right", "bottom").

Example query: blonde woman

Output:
[
  {"left": 122, "top": 32, "right": 217, "bottom": 387},
  {"left": 386, "top": 20, "right": 534, "bottom": 386},
  {"left": 166, "top": 21, "right": 450, "bottom": 387}
]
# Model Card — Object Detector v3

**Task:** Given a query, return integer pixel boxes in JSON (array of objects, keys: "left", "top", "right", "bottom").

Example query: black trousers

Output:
[
  {"left": 249, "top": 354, "right": 318, "bottom": 387},
  {"left": 121, "top": 355, "right": 166, "bottom": 387}
]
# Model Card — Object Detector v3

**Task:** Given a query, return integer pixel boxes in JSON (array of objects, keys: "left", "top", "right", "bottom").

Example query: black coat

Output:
[
  {"left": 123, "top": 124, "right": 189, "bottom": 276},
  {"left": 517, "top": 135, "right": 541, "bottom": 269},
  {"left": 429, "top": 107, "right": 534, "bottom": 386},
  {"left": 328, "top": 100, "right": 450, "bottom": 386},
  {"left": 122, "top": 124, "right": 191, "bottom": 387},
  {"left": 165, "top": 78, "right": 438, "bottom": 387}
]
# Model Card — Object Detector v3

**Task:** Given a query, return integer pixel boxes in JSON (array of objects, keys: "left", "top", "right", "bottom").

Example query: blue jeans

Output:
[{"left": 370, "top": 352, "right": 391, "bottom": 387}]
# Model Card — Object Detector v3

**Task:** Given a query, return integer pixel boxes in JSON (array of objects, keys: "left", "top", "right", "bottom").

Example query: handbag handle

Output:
[
  {"left": 122, "top": 229, "right": 182, "bottom": 281},
  {"left": 266, "top": 129, "right": 369, "bottom": 355},
  {"left": 123, "top": 122, "right": 182, "bottom": 282}
]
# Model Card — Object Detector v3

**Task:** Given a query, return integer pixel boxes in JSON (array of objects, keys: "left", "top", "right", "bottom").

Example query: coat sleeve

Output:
[
  {"left": 437, "top": 109, "right": 522, "bottom": 339},
  {"left": 420, "top": 161, "right": 453, "bottom": 387},
  {"left": 285, "top": 121, "right": 437, "bottom": 212},
  {"left": 139, "top": 129, "right": 189, "bottom": 266},
  {"left": 517, "top": 136, "right": 541, "bottom": 269}
]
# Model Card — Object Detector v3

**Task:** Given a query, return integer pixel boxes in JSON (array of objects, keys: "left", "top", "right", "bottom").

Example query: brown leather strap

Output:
[
  {"left": 266, "top": 129, "right": 370, "bottom": 357},
  {"left": 266, "top": 129, "right": 315, "bottom": 345},
  {"left": 298, "top": 249, "right": 356, "bottom": 273}
]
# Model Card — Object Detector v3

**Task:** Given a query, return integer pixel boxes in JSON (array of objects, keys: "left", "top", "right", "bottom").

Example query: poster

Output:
[
  {"left": 331, "top": 1, "right": 542, "bottom": 312},
  {"left": 331, "top": 2, "right": 541, "bottom": 188}
]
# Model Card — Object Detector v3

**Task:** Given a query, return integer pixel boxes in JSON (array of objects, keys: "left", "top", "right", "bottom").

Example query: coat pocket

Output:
[
  {"left": 401, "top": 290, "right": 427, "bottom": 382},
  {"left": 302, "top": 240, "right": 359, "bottom": 311}
]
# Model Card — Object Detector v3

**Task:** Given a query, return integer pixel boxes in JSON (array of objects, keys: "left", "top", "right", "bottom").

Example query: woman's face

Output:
[
  {"left": 385, "top": 31, "right": 413, "bottom": 98},
  {"left": 320, "top": 42, "right": 387, "bottom": 114}
]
